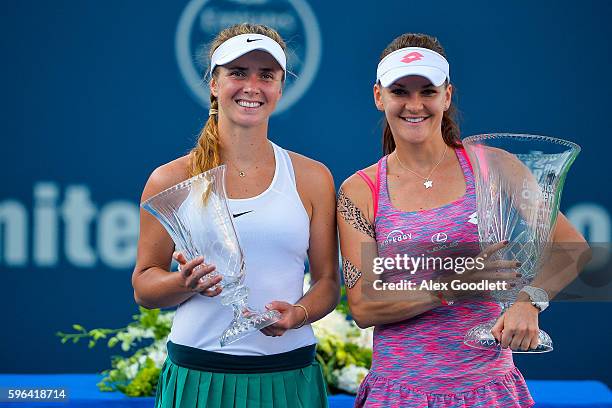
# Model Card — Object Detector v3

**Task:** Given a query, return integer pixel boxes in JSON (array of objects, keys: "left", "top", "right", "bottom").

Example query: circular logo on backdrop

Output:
[{"left": 175, "top": 0, "right": 322, "bottom": 115}]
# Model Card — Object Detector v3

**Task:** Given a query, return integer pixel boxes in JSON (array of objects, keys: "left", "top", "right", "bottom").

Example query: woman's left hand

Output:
[
  {"left": 491, "top": 299, "right": 540, "bottom": 351},
  {"left": 260, "top": 301, "right": 306, "bottom": 337}
]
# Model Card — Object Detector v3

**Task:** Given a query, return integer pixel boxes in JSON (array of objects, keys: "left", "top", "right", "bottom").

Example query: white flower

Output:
[
  {"left": 333, "top": 365, "right": 369, "bottom": 394},
  {"left": 312, "top": 310, "right": 357, "bottom": 342},
  {"left": 158, "top": 311, "right": 175, "bottom": 325},
  {"left": 127, "top": 326, "right": 155, "bottom": 339},
  {"left": 355, "top": 327, "right": 374, "bottom": 350},
  {"left": 148, "top": 341, "right": 168, "bottom": 368},
  {"left": 125, "top": 362, "right": 139, "bottom": 380}
]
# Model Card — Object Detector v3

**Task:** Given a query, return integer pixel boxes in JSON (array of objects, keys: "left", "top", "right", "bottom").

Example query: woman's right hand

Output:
[
  {"left": 173, "top": 252, "right": 223, "bottom": 297},
  {"left": 444, "top": 241, "right": 521, "bottom": 302}
]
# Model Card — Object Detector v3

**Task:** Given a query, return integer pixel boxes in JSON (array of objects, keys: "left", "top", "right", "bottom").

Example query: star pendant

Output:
[{"left": 424, "top": 180, "right": 433, "bottom": 189}]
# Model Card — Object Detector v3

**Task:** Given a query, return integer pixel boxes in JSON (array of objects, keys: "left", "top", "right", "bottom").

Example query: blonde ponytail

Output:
[{"left": 189, "top": 96, "right": 221, "bottom": 177}]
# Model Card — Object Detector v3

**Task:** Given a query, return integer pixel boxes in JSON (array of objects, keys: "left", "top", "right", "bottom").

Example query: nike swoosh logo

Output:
[
  {"left": 246, "top": 38, "right": 262, "bottom": 43},
  {"left": 232, "top": 210, "right": 254, "bottom": 218}
]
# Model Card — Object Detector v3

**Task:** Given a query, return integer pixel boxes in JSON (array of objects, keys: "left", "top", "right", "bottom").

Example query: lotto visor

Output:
[{"left": 376, "top": 47, "right": 450, "bottom": 87}]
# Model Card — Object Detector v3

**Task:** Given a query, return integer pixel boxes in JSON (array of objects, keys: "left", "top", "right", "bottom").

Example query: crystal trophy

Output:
[
  {"left": 141, "top": 165, "right": 280, "bottom": 346},
  {"left": 462, "top": 134, "right": 580, "bottom": 353}
]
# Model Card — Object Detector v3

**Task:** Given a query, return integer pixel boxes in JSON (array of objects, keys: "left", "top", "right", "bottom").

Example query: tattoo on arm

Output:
[
  {"left": 337, "top": 188, "right": 375, "bottom": 239},
  {"left": 342, "top": 258, "right": 362, "bottom": 289}
]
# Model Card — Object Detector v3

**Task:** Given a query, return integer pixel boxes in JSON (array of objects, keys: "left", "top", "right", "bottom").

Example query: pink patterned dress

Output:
[{"left": 354, "top": 148, "right": 534, "bottom": 407}]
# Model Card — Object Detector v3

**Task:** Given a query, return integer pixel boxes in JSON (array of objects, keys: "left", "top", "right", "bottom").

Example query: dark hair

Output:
[{"left": 379, "top": 33, "right": 461, "bottom": 155}]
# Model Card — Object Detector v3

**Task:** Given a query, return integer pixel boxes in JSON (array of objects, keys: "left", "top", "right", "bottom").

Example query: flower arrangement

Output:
[
  {"left": 57, "top": 274, "right": 373, "bottom": 396},
  {"left": 306, "top": 275, "right": 373, "bottom": 394},
  {"left": 57, "top": 308, "right": 172, "bottom": 396}
]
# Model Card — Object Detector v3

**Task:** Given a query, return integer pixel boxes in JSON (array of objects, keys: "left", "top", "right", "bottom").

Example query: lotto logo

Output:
[
  {"left": 468, "top": 212, "right": 478, "bottom": 225},
  {"left": 401, "top": 52, "right": 423, "bottom": 64}
]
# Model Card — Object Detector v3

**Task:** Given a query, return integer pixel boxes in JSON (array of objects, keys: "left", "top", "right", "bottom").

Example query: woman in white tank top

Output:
[{"left": 132, "top": 23, "right": 339, "bottom": 408}]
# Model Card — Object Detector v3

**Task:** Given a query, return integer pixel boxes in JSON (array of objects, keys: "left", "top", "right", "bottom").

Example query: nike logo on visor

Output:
[
  {"left": 232, "top": 210, "right": 254, "bottom": 218},
  {"left": 246, "top": 38, "right": 262, "bottom": 43}
]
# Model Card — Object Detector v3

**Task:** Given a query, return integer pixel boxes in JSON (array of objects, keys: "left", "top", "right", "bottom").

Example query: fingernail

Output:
[
  {"left": 265, "top": 304, "right": 272, "bottom": 309},
  {"left": 503, "top": 240, "right": 509, "bottom": 245},
  {"left": 516, "top": 262, "right": 522, "bottom": 267},
  {"left": 516, "top": 273, "right": 522, "bottom": 277}
]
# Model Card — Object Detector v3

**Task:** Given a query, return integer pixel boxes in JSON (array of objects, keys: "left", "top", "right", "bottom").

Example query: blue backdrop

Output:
[{"left": 1, "top": 0, "right": 611, "bottom": 387}]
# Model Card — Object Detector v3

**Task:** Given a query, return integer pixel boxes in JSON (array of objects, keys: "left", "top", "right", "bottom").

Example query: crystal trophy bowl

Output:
[
  {"left": 462, "top": 134, "right": 580, "bottom": 353},
  {"left": 141, "top": 165, "right": 280, "bottom": 346}
]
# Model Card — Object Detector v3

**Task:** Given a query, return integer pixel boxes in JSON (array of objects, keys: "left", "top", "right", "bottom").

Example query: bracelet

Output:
[{"left": 293, "top": 303, "right": 309, "bottom": 329}]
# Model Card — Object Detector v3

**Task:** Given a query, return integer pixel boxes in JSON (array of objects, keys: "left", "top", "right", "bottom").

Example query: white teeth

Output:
[
  {"left": 404, "top": 117, "right": 426, "bottom": 123},
  {"left": 237, "top": 100, "right": 262, "bottom": 108}
]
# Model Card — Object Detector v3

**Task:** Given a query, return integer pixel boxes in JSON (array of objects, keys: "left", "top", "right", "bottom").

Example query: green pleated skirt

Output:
[{"left": 154, "top": 357, "right": 329, "bottom": 408}]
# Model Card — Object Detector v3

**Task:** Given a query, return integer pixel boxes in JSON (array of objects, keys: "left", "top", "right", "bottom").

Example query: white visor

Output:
[
  {"left": 376, "top": 47, "right": 449, "bottom": 87},
  {"left": 210, "top": 34, "right": 286, "bottom": 79}
]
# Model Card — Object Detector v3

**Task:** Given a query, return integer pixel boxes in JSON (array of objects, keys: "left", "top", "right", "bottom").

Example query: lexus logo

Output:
[{"left": 431, "top": 232, "right": 448, "bottom": 243}]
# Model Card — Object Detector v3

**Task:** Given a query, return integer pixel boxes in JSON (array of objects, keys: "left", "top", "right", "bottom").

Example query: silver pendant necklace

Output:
[{"left": 395, "top": 145, "right": 448, "bottom": 189}]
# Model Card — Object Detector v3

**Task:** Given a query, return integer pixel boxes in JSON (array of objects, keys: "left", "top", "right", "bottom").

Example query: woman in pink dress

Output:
[{"left": 337, "top": 33, "right": 588, "bottom": 407}]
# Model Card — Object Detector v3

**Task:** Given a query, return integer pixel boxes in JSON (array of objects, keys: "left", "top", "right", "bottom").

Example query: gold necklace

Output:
[
  {"left": 230, "top": 163, "right": 247, "bottom": 177},
  {"left": 226, "top": 143, "right": 273, "bottom": 178},
  {"left": 395, "top": 145, "right": 448, "bottom": 189}
]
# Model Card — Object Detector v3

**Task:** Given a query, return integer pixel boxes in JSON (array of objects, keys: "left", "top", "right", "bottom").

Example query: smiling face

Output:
[
  {"left": 210, "top": 50, "right": 284, "bottom": 128},
  {"left": 374, "top": 75, "right": 452, "bottom": 145}
]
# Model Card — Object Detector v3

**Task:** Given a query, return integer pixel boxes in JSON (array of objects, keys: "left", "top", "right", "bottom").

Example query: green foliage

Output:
[
  {"left": 315, "top": 331, "right": 371, "bottom": 392},
  {"left": 335, "top": 285, "right": 351, "bottom": 316},
  {"left": 58, "top": 306, "right": 173, "bottom": 396},
  {"left": 122, "top": 358, "right": 161, "bottom": 397}
]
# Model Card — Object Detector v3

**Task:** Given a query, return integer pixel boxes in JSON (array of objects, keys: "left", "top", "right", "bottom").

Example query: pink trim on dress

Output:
[
  {"left": 356, "top": 164, "right": 381, "bottom": 219},
  {"left": 459, "top": 147, "right": 474, "bottom": 173}
]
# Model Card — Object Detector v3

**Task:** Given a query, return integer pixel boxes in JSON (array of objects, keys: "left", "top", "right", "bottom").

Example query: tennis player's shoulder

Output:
[
  {"left": 141, "top": 154, "right": 191, "bottom": 201},
  {"left": 340, "top": 162, "right": 377, "bottom": 211},
  {"left": 286, "top": 150, "right": 335, "bottom": 194}
]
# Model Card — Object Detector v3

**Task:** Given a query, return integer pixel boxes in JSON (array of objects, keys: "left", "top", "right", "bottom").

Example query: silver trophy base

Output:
[
  {"left": 219, "top": 308, "right": 281, "bottom": 347},
  {"left": 464, "top": 319, "right": 553, "bottom": 353}
]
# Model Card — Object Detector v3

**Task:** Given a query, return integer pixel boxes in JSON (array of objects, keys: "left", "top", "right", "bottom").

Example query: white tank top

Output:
[{"left": 168, "top": 142, "right": 316, "bottom": 355}]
